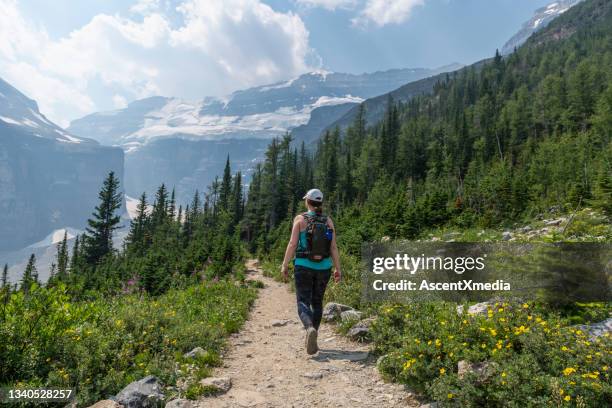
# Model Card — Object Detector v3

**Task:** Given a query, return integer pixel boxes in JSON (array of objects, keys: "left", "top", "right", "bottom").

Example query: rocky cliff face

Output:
[{"left": 0, "top": 78, "right": 124, "bottom": 251}]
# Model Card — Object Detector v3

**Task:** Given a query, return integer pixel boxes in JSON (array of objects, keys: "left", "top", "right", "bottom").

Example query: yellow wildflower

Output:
[
  {"left": 564, "top": 396, "right": 571, "bottom": 402},
  {"left": 440, "top": 368, "right": 446, "bottom": 375},
  {"left": 562, "top": 367, "right": 576, "bottom": 376}
]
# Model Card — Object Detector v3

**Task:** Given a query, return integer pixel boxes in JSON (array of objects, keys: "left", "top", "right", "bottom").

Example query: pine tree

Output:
[
  {"left": 127, "top": 192, "right": 149, "bottom": 252},
  {"left": 219, "top": 156, "right": 233, "bottom": 209},
  {"left": 231, "top": 171, "right": 244, "bottom": 224},
  {"left": 151, "top": 184, "right": 169, "bottom": 227},
  {"left": 21, "top": 254, "right": 38, "bottom": 294},
  {"left": 83, "top": 172, "right": 123, "bottom": 265},
  {"left": 1, "top": 263, "right": 8, "bottom": 289},
  {"left": 69, "top": 235, "right": 80, "bottom": 273},
  {"left": 56, "top": 231, "right": 69, "bottom": 280}
]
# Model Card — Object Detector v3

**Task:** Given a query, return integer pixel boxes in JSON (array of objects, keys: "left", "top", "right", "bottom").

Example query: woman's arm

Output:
[
  {"left": 328, "top": 217, "right": 342, "bottom": 283},
  {"left": 281, "top": 216, "right": 302, "bottom": 281}
]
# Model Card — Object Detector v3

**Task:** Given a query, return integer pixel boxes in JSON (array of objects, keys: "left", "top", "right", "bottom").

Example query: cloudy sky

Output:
[{"left": 0, "top": 0, "right": 550, "bottom": 126}]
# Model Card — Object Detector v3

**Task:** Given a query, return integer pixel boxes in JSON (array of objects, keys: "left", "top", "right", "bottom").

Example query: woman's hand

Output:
[
  {"left": 333, "top": 268, "right": 342, "bottom": 283},
  {"left": 281, "top": 263, "right": 289, "bottom": 282}
]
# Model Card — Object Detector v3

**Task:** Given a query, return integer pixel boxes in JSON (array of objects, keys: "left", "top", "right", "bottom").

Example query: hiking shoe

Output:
[{"left": 305, "top": 327, "right": 318, "bottom": 355}]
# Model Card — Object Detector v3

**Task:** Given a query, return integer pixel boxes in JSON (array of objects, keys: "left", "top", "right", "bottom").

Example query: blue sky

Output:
[{"left": 0, "top": 0, "right": 550, "bottom": 125}]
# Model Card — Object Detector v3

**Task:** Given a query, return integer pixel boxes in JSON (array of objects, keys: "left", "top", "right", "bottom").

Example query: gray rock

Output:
[
  {"left": 87, "top": 401, "right": 123, "bottom": 408},
  {"left": 457, "top": 360, "right": 498, "bottom": 382},
  {"left": 114, "top": 375, "right": 164, "bottom": 408},
  {"left": 303, "top": 371, "right": 324, "bottom": 379},
  {"left": 347, "top": 318, "right": 375, "bottom": 341},
  {"left": 502, "top": 231, "right": 512, "bottom": 241},
  {"left": 200, "top": 377, "right": 232, "bottom": 394},
  {"left": 322, "top": 302, "right": 353, "bottom": 322},
  {"left": 183, "top": 347, "right": 205, "bottom": 359},
  {"left": 544, "top": 218, "right": 566, "bottom": 226},
  {"left": 456, "top": 305, "right": 464, "bottom": 315},
  {"left": 467, "top": 301, "right": 494, "bottom": 316},
  {"left": 418, "top": 403, "right": 439, "bottom": 408},
  {"left": 573, "top": 317, "right": 612, "bottom": 340},
  {"left": 518, "top": 225, "right": 533, "bottom": 233},
  {"left": 376, "top": 354, "right": 388, "bottom": 368},
  {"left": 340, "top": 310, "right": 362, "bottom": 322},
  {"left": 165, "top": 399, "right": 193, "bottom": 408},
  {"left": 270, "top": 319, "right": 291, "bottom": 327}
]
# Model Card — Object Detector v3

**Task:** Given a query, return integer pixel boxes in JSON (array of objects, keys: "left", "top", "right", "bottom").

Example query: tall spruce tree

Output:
[
  {"left": 21, "top": 254, "right": 38, "bottom": 294},
  {"left": 219, "top": 156, "right": 233, "bottom": 209},
  {"left": 55, "top": 231, "right": 69, "bottom": 280},
  {"left": 1, "top": 263, "right": 8, "bottom": 289},
  {"left": 83, "top": 172, "right": 123, "bottom": 265}
]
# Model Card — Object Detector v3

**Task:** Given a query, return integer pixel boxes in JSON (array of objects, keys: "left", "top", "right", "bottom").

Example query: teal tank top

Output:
[{"left": 294, "top": 211, "right": 333, "bottom": 270}]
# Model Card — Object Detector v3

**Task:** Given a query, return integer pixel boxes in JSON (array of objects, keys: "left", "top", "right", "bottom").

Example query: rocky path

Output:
[{"left": 196, "top": 259, "right": 418, "bottom": 408}]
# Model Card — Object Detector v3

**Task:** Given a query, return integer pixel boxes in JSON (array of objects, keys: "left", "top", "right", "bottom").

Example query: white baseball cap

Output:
[{"left": 303, "top": 188, "right": 323, "bottom": 202}]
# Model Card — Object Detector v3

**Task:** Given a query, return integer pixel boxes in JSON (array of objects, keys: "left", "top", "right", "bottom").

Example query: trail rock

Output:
[
  {"left": 573, "top": 317, "right": 612, "bottom": 340},
  {"left": 457, "top": 360, "right": 498, "bottom": 382},
  {"left": 165, "top": 399, "right": 193, "bottom": 408},
  {"left": 419, "top": 403, "right": 439, "bottom": 408},
  {"left": 114, "top": 375, "right": 164, "bottom": 408},
  {"left": 502, "top": 231, "right": 512, "bottom": 241},
  {"left": 303, "top": 371, "right": 324, "bottom": 380},
  {"left": 87, "top": 400, "right": 123, "bottom": 408},
  {"left": 271, "top": 319, "right": 291, "bottom": 327},
  {"left": 347, "top": 317, "right": 375, "bottom": 341},
  {"left": 340, "top": 310, "right": 362, "bottom": 322},
  {"left": 183, "top": 347, "right": 205, "bottom": 359},
  {"left": 200, "top": 377, "right": 232, "bottom": 394},
  {"left": 322, "top": 302, "right": 353, "bottom": 322}
]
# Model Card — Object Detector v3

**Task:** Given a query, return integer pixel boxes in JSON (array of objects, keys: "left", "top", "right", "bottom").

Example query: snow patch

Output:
[
  {"left": 0, "top": 115, "right": 20, "bottom": 125},
  {"left": 27, "top": 227, "right": 82, "bottom": 249}
]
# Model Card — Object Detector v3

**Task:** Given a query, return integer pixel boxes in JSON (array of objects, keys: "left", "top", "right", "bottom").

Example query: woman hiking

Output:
[{"left": 281, "top": 188, "right": 342, "bottom": 355}]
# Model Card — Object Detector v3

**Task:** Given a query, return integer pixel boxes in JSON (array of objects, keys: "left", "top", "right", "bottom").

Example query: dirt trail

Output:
[{"left": 197, "top": 259, "right": 418, "bottom": 408}]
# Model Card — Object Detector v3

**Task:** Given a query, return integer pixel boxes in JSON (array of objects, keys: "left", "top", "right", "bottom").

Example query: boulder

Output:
[
  {"left": 347, "top": 317, "right": 376, "bottom": 341},
  {"left": 573, "top": 317, "right": 612, "bottom": 340},
  {"left": 467, "top": 301, "right": 494, "bottom": 316},
  {"left": 340, "top": 310, "right": 362, "bottom": 322},
  {"left": 87, "top": 401, "right": 123, "bottom": 408},
  {"left": 165, "top": 400, "right": 193, "bottom": 408},
  {"left": 183, "top": 347, "right": 205, "bottom": 359},
  {"left": 322, "top": 302, "right": 353, "bottom": 322},
  {"left": 114, "top": 376, "right": 164, "bottom": 408},
  {"left": 199, "top": 377, "right": 232, "bottom": 394},
  {"left": 457, "top": 360, "right": 498, "bottom": 382},
  {"left": 502, "top": 231, "right": 512, "bottom": 241}
]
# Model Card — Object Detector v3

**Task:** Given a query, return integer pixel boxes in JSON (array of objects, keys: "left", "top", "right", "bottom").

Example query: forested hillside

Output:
[{"left": 241, "top": 0, "right": 611, "bottom": 257}]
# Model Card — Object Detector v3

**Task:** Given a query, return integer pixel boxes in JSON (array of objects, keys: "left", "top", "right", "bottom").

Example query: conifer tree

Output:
[
  {"left": 56, "top": 231, "right": 69, "bottom": 280},
  {"left": 21, "top": 254, "right": 38, "bottom": 294},
  {"left": 83, "top": 172, "right": 122, "bottom": 265},
  {"left": 1, "top": 263, "right": 8, "bottom": 289},
  {"left": 127, "top": 192, "right": 149, "bottom": 252},
  {"left": 219, "top": 156, "right": 233, "bottom": 209}
]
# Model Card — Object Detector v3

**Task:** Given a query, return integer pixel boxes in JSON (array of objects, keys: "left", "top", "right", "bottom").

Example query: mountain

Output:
[
  {"left": 68, "top": 65, "right": 461, "bottom": 201},
  {"left": 0, "top": 78, "right": 124, "bottom": 251},
  {"left": 501, "top": 0, "right": 584, "bottom": 55}
]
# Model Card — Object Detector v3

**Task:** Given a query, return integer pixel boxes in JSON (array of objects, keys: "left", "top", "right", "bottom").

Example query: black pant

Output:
[{"left": 294, "top": 265, "right": 331, "bottom": 330}]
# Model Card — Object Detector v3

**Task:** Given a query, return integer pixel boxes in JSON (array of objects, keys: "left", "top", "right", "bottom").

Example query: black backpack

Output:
[{"left": 297, "top": 212, "right": 332, "bottom": 262}]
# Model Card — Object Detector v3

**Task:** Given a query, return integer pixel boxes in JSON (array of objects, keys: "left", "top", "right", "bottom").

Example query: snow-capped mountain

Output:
[
  {"left": 68, "top": 65, "right": 461, "bottom": 203},
  {"left": 501, "top": 0, "right": 584, "bottom": 55},
  {"left": 68, "top": 66, "right": 461, "bottom": 151},
  {"left": 0, "top": 78, "right": 90, "bottom": 144},
  {"left": 0, "top": 77, "right": 124, "bottom": 251}
]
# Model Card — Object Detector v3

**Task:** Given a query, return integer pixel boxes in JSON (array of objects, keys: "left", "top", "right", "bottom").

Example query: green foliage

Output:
[
  {"left": 373, "top": 301, "right": 612, "bottom": 407},
  {"left": 0, "top": 281, "right": 256, "bottom": 406}
]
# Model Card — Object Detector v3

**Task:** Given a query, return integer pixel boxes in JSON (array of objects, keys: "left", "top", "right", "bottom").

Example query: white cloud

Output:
[
  {"left": 352, "top": 0, "right": 424, "bottom": 27},
  {"left": 295, "top": 0, "right": 357, "bottom": 10},
  {"left": 0, "top": 0, "right": 317, "bottom": 126},
  {"left": 112, "top": 94, "right": 128, "bottom": 109}
]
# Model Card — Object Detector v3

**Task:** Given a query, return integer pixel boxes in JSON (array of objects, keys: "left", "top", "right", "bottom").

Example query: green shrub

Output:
[{"left": 0, "top": 282, "right": 256, "bottom": 406}]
